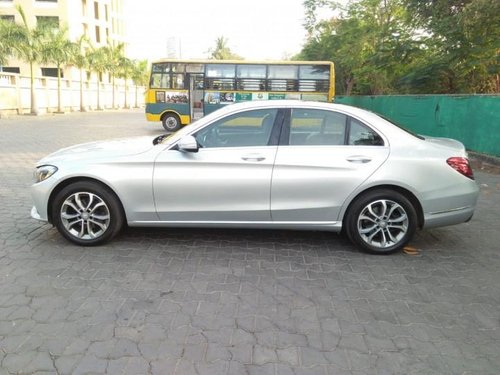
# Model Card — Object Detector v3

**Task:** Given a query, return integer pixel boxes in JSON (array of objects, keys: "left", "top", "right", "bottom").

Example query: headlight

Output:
[{"left": 34, "top": 165, "right": 58, "bottom": 183}]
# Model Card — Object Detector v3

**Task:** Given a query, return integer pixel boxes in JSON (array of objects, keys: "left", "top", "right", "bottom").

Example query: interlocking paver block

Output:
[{"left": 0, "top": 110, "right": 498, "bottom": 374}]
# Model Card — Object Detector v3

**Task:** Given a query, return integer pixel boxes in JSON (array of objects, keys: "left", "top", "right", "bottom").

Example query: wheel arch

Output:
[
  {"left": 47, "top": 177, "right": 127, "bottom": 225},
  {"left": 342, "top": 184, "right": 424, "bottom": 229},
  {"left": 160, "top": 110, "right": 182, "bottom": 123}
]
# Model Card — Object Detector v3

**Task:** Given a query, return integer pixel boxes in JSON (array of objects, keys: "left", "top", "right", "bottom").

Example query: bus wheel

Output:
[{"left": 162, "top": 113, "right": 181, "bottom": 132}]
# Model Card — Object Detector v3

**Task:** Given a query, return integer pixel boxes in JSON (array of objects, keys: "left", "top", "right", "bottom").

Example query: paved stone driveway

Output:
[{"left": 0, "top": 110, "right": 499, "bottom": 374}]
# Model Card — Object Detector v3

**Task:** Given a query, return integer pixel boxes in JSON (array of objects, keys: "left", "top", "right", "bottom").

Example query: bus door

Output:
[{"left": 188, "top": 74, "right": 204, "bottom": 121}]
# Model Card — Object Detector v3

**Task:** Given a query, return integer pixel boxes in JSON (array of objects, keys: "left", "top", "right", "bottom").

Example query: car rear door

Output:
[{"left": 271, "top": 108, "right": 390, "bottom": 222}]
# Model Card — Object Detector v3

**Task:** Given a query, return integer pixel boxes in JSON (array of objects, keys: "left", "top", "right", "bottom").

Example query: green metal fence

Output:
[{"left": 335, "top": 95, "right": 500, "bottom": 157}]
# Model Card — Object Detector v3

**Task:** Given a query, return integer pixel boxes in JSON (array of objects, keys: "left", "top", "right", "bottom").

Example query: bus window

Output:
[
  {"left": 237, "top": 65, "right": 266, "bottom": 78},
  {"left": 172, "top": 73, "right": 185, "bottom": 89},
  {"left": 298, "top": 65, "right": 330, "bottom": 92},
  {"left": 268, "top": 65, "right": 298, "bottom": 79},
  {"left": 206, "top": 64, "right": 236, "bottom": 78},
  {"left": 206, "top": 64, "right": 235, "bottom": 90},
  {"left": 152, "top": 63, "right": 169, "bottom": 73},
  {"left": 268, "top": 65, "right": 298, "bottom": 92},
  {"left": 150, "top": 73, "right": 170, "bottom": 89},
  {"left": 171, "top": 63, "right": 185, "bottom": 73},
  {"left": 299, "top": 65, "right": 330, "bottom": 80},
  {"left": 186, "top": 64, "right": 204, "bottom": 73},
  {"left": 236, "top": 65, "right": 267, "bottom": 91}
]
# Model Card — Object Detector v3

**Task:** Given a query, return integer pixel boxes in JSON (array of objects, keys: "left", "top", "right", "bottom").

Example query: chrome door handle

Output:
[
  {"left": 346, "top": 156, "right": 372, "bottom": 163},
  {"left": 242, "top": 154, "right": 266, "bottom": 162}
]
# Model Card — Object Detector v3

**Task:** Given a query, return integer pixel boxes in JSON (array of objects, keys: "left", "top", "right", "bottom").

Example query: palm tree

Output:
[
  {"left": 103, "top": 43, "right": 125, "bottom": 109},
  {"left": 71, "top": 36, "right": 90, "bottom": 112},
  {"left": 41, "top": 26, "right": 74, "bottom": 113},
  {"left": 12, "top": 5, "right": 50, "bottom": 114},
  {"left": 0, "top": 18, "right": 21, "bottom": 66},
  {"left": 87, "top": 46, "right": 108, "bottom": 110},
  {"left": 208, "top": 36, "right": 243, "bottom": 60},
  {"left": 118, "top": 55, "right": 134, "bottom": 109},
  {"left": 130, "top": 59, "right": 148, "bottom": 108}
]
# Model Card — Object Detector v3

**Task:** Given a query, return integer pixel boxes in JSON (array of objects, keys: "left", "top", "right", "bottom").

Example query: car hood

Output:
[{"left": 37, "top": 136, "right": 156, "bottom": 165}]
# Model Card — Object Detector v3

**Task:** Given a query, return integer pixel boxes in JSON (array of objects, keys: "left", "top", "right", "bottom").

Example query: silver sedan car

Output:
[{"left": 31, "top": 101, "right": 479, "bottom": 254}]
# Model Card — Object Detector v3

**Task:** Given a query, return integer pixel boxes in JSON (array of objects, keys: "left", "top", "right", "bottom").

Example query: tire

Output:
[
  {"left": 52, "top": 181, "right": 124, "bottom": 246},
  {"left": 161, "top": 113, "right": 181, "bottom": 132},
  {"left": 345, "top": 189, "right": 417, "bottom": 254}
]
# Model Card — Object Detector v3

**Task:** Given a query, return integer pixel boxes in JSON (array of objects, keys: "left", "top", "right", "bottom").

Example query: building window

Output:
[
  {"left": 82, "top": 23, "right": 88, "bottom": 36},
  {"left": 95, "top": 25, "right": 100, "bottom": 42},
  {"left": 0, "top": 15, "right": 15, "bottom": 22},
  {"left": 104, "top": 4, "right": 108, "bottom": 21},
  {"left": 35, "top": 0, "right": 58, "bottom": 2},
  {"left": 36, "top": 16, "right": 59, "bottom": 28},
  {"left": 81, "top": 0, "right": 86, "bottom": 16},
  {"left": 41, "top": 67, "right": 62, "bottom": 78},
  {"left": 94, "top": 1, "right": 99, "bottom": 19},
  {"left": 0, "top": 67, "right": 20, "bottom": 74}
]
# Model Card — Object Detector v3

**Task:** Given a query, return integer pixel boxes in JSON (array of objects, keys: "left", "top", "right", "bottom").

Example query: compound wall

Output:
[{"left": 335, "top": 95, "right": 500, "bottom": 156}]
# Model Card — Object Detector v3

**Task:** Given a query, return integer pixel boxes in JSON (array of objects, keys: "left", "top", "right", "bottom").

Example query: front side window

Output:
[
  {"left": 195, "top": 109, "right": 278, "bottom": 148},
  {"left": 289, "top": 109, "right": 346, "bottom": 146}
]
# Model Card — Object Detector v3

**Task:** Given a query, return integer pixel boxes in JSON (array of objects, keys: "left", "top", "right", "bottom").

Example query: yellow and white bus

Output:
[{"left": 145, "top": 59, "right": 335, "bottom": 131}]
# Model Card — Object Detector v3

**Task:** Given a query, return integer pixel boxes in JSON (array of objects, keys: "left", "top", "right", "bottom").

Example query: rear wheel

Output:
[
  {"left": 345, "top": 189, "right": 417, "bottom": 254},
  {"left": 52, "top": 181, "right": 124, "bottom": 246},
  {"left": 162, "top": 113, "right": 181, "bottom": 132}
]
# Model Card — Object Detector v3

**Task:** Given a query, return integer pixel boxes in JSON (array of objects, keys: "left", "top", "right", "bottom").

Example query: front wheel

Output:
[
  {"left": 52, "top": 181, "right": 124, "bottom": 246},
  {"left": 345, "top": 189, "right": 417, "bottom": 254},
  {"left": 162, "top": 113, "right": 181, "bottom": 132}
]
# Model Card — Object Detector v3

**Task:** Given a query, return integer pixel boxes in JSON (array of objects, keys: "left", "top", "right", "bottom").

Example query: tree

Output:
[
  {"left": 41, "top": 26, "right": 74, "bottom": 113},
  {"left": 118, "top": 55, "right": 134, "bottom": 108},
  {"left": 130, "top": 59, "right": 148, "bottom": 108},
  {"left": 103, "top": 43, "right": 125, "bottom": 109},
  {"left": 207, "top": 37, "right": 243, "bottom": 60},
  {"left": 87, "top": 46, "right": 108, "bottom": 110},
  {"left": 11, "top": 5, "right": 51, "bottom": 114},
  {"left": 72, "top": 36, "right": 91, "bottom": 112},
  {"left": 0, "top": 18, "right": 22, "bottom": 66},
  {"left": 402, "top": 0, "right": 500, "bottom": 92},
  {"left": 298, "top": 0, "right": 420, "bottom": 95}
]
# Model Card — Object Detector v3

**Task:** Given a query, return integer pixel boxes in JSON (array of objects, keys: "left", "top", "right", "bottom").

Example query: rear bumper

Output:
[
  {"left": 423, "top": 205, "right": 476, "bottom": 229},
  {"left": 422, "top": 181, "right": 479, "bottom": 229}
]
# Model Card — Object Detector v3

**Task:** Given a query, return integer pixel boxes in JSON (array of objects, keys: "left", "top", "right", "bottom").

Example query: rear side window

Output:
[
  {"left": 289, "top": 109, "right": 346, "bottom": 146},
  {"left": 349, "top": 119, "right": 384, "bottom": 146}
]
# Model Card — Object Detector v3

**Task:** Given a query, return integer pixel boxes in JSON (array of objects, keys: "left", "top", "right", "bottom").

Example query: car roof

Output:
[{"left": 212, "top": 100, "right": 377, "bottom": 119}]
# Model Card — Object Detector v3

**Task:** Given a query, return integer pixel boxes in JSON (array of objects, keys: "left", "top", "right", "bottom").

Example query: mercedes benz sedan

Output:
[{"left": 31, "top": 101, "right": 479, "bottom": 254}]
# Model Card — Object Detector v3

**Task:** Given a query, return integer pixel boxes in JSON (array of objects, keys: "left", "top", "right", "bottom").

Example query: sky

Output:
[{"left": 124, "top": 0, "right": 311, "bottom": 61}]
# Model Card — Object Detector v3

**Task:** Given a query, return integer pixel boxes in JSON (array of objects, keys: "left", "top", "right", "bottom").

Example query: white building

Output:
[{"left": 0, "top": 0, "right": 126, "bottom": 81}]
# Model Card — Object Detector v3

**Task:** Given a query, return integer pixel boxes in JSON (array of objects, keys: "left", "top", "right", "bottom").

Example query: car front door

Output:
[
  {"left": 153, "top": 108, "right": 283, "bottom": 222},
  {"left": 271, "top": 108, "right": 390, "bottom": 222}
]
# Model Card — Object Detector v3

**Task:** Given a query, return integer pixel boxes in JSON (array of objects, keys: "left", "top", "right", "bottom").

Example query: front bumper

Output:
[{"left": 31, "top": 206, "right": 46, "bottom": 222}]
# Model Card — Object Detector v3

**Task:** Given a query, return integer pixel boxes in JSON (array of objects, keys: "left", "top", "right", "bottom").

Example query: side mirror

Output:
[{"left": 177, "top": 135, "right": 199, "bottom": 153}]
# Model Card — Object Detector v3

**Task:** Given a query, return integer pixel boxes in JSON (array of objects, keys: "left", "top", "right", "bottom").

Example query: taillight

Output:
[{"left": 446, "top": 157, "right": 474, "bottom": 179}]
